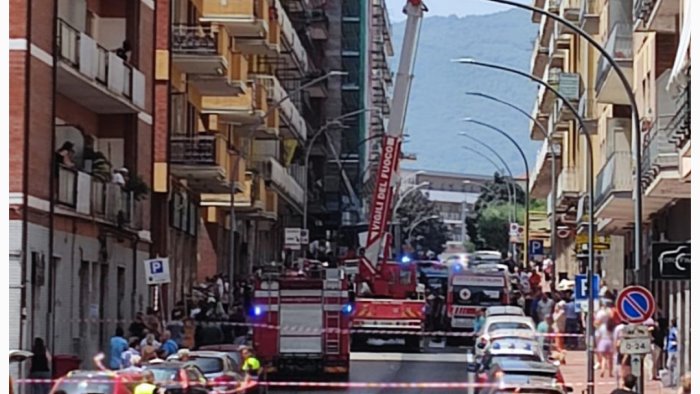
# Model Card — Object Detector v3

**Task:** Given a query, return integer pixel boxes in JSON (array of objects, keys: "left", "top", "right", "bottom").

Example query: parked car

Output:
[
  {"left": 484, "top": 306, "right": 525, "bottom": 318},
  {"left": 477, "top": 359, "right": 569, "bottom": 394},
  {"left": 49, "top": 370, "right": 143, "bottom": 394},
  {"left": 475, "top": 316, "right": 536, "bottom": 357},
  {"left": 478, "top": 339, "right": 545, "bottom": 372},
  {"left": 183, "top": 351, "right": 244, "bottom": 392},
  {"left": 197, "top": 344, "right": 242, "bottom": 372},
  {"left": 142, "top": 361, "right": 210, "bottom": 394}
]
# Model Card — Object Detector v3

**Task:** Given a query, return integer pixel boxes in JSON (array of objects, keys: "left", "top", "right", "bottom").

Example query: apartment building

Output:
[
  {"left": 307, "top": 0, "right": 393, "bottom": 236},
  {"left": 400, "top": 170, "right": 489, "bottom": 249},
  {"left": 152, "top": 0, "right": 336, "bottom": 310},
  {"left": 10, "top": 0, "right": 154, "bottom": 365},
  {"left": 527, "top": 0, "right": 690, "bottom": 376}
]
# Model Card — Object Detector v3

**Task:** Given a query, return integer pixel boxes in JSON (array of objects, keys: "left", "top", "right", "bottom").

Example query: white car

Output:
[
  {"left": 485, "top": 305, "right": 525, "bottom": 318},
  {"left": 475, "top": 316, "right": 536, "bottom": 356}
]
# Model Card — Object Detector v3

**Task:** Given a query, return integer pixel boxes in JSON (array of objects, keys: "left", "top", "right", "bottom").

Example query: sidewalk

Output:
[{"left": 559, "top": 351, "right": 676, "bottom": 394}]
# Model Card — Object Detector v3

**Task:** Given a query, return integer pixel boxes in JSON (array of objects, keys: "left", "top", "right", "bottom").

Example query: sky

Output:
[{"left": 385, "top": 0, "right": 530, "bottom": 22}]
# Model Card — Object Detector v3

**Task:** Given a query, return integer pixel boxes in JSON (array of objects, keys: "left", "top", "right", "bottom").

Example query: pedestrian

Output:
[
  {"left": 649, "top": 317, "right": 664, "bottom": 380},
  {"left": 537, "top": 315, "right": 553, "bottom": 356},
  {"left": 129, "top": 312, "right": 147, "bottom": 339},
  {"left": 610, "top": 374, "right": 638, "bottom": 394},
  {"left": 240, "top": 346, "right": 261, "bottom": 377},
  {"left": 166, "top": 308, "right": 184, "bottom": 348},
  {"left": 109, "top": 327, "right": 129, "bottom": 370},
  {"left": 553, "top": 301, "right": 567, "bottom": 353},
  {"left": 665, "top": 319, "right": 679, "bottom": 386},
  {"left": 536, "top": 291, "right": 554, "bottom": 324},
  {"left": 160, "top": 330, "right": 178, "bottom": 357},
  {"left": 473, "top": 308, "right": 486, "bottom": 333},
  {"left": 134, "top": 370, "right": 158, "bottom": 394},
  {"left": 177, "top": 348, "right": 191, "bottom": 362},
  {"left": 530, "top": 289, "right": 541, "bottom": 324},
  {"left": 144, "top": 307, "right": 162, "bottom": 337},
  {"left": 121, "top": 337, "right": 141, "bottom": 369},
  {"left": 564, "top": 297, "right": 579, "bottom": 349},
  {"left": 28, "top": 338, "right": 51, "bottom": 394},
  {"left": 596, "top": 319, "right": 615, "bottom": 378},
  {"left": 613, "top": 321, "right": 628, "bottom": 379},
  {"left": 678, "top": 373, "right": 690, "bottom": 394},
  {"left": 140, "top": 333, "right": 161, "bottom": 350}
]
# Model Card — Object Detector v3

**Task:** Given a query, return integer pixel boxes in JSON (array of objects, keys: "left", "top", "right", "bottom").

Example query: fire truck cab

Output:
[{"left": 250, "top": 266, "right": 352, "bottom": 378}]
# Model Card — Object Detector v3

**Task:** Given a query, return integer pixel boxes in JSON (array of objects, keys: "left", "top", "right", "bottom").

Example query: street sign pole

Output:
[{"left": 586, "top": 250, "right": 595, "bottom": 394}]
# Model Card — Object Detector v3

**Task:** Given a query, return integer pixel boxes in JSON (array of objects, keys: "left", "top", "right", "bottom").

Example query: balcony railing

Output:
[
  {"left": 594, "top": 151, "right": 634, "bottom": 208},
  {"left": 56, "top": 19, "right": 145, "bottom": 111},
  {"left": 170, "top": 134, "right": 224, "bottom": 166},
  {"left": 257, "top": 157, "right": 304, "bottom": 207},
  {"left": 172, "top": 24, "right": 219, "bottom": 55},
  {"left": 55, "top": 165, "right": 142, "bottom": 229},
  {"left": 256, "top": 76, "right": 307, "bottom": 140},
  {"left": 668, "top": 81, "right": 691, "bottom": 148},
  {"left": 634, "top": 0, "right": 655, "bottom": 24},
  {"left": 579, "top": 0, "right": 600, "bottom": 34},
  {"left": 641, "top": 115, "right": 677, "bottom": 184},
  {"left": 594, "top": 23, "right": 633, "bottom": 94},
  {"left": 276, "top": 1, "right": 309, "bottom": 72}
]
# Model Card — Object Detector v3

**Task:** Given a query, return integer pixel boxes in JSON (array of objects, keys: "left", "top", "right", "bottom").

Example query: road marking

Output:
[{"left": 350, "top": 352, "right": 467, "bottom": 363}]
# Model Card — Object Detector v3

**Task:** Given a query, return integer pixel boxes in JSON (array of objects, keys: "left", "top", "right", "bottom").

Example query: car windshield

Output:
[
  {"left": 489, "top": 322, "right": 531, "bottom": 332},
  {"left": 190, "top": 357, "right": 223, "bottom": 374}
]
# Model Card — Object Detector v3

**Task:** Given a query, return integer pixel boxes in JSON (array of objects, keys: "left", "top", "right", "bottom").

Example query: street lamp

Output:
[
  {"left": 462, "top": 118, "right": 531, "bottom": 266},
  {"left": 391, "top": 181, "right": 430, "bottom": 257},
  {"left": 407, "top": 215, "right": 441, "bottom": 244},
  {"left": 458, "top": 132, "right": 519, "bottom": 238},
  {"left": 453, "top": 57, "right": 597, "bottom": 393},
  {"left": 461, "top": 150, "right": 516, "bottom": 222},
  {"left": 228, "top": 70, "right": 347, "bottom": 285},
  {"left": 302, "top": 108, "right": 377, "bottom": 231},
  {"left": 473, "top": 0, "right": 643, "bottom": 296},
  {"left": 465, "top": 91, "right": 559, "bottom": 281}
]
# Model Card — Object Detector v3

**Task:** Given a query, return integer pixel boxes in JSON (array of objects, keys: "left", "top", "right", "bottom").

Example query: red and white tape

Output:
[{"left": 45, "top": 318, "right": 586, "bottom": 338}]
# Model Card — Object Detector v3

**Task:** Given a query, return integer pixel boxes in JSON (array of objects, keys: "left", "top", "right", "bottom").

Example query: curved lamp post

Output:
[
  {"left": 302, "top": 108, "right": 376, "bottom": 231},
  {"left": 463, "top": 118, "right": 531, "bottom": 266},
  {"left": 465, "top": 91, "right": 558, "bottom": 278},
  {"left": 453, "top": 57, "right": 597, "bottom": 393},
  {"left": 407, "top": 215, "right": 441, "bottom": 244},
  {"left": 475, "top": 0, "right": 643, "bottom": 292},
  {"left": 461, "top": 148, "right": 515, "bottom": 222}
]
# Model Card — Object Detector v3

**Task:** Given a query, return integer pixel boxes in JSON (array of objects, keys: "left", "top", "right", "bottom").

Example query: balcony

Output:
[
  {"left": 195, "top": 0, "right": 269, "bottom": 39},
  {"left": 200, "top": 172, "right": 265, "bottom": 211},
  {"left": 537, "top": 0, "right": 560, "bottom": 48},
  {"left": 200, "top": 84, "right": 270, "bottom": 132},
  {"left": 594, "top": 151, "right": 634, "bottom": 234},
  {"left": 56, "top": 165, "right": 144, "bottom": 230},
  {"left": 169, "top": 134, "right": 236, "bottom": 194},
  {"left": 532, "top": 0, "right": 546, "bottom": 23},
  {"left": 579, "top": 0, "right": 600, "bottom": 34},
  {"left": 641, "top": 117, "right": 690, "bottom": 200},
  {"left": 634, "top": 0, "right": 678, "bottom": 32},
  {"left": 276, "top": 2, "right": 310, "bottom": 74},
  {"left": 558, "top": 0, "right": 581, "bottom": 34},
  {"left": 536, "top": 67, "right": 560, "bottom": 114},
  {"left": 529, "top": 136, "right": 562, "bottom": 198},
  {"left": 552, "top": 72, "right": 582, "bottom": 125},
  {"left": 556, "top": 167, "right": 579, "bottom": 210},
  {"left": 56, "top": 19, "right": 146, "bottom": 114},
  {"left": 256, "top": 75, "right": 308, "bottom": 141},
  {"left": 255, "top": 157, "right": 304, "bottom": 211},
  {"left": 530, "top": 44, "right": 549, "bottom": 80},
  {"left": 595, "top": 24, "right": 633, "bottom": 105},
  {"left": 171, "top": 25, "right": 247, "bottom": 95}
]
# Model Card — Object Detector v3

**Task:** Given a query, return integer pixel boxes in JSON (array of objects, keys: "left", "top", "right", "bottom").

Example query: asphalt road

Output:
[{"left": 266, "top": 343, "right": 469, "bottom": 394}]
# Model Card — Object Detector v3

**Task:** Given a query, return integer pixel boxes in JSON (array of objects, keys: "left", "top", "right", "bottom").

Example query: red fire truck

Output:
[
  {"left": 250, "top": 266, "right": 352, "bottom": 378},
  {"left": 446, "top": 267, "right": 511, "bottom": 343}
]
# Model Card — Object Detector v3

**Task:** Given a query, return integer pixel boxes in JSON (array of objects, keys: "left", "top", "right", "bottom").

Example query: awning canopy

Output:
[{"left": 666, "top": 0, "right": 691, "bottom": 94}]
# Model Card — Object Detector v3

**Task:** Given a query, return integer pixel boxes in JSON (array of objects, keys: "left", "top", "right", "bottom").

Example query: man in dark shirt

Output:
[{"left": 610, "top": 374, "right": 637, "bottom": 394}]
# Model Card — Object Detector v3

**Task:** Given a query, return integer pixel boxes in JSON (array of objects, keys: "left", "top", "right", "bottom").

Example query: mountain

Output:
[{"left": 391, "top": 9, "right": 540, "bottom": 177}]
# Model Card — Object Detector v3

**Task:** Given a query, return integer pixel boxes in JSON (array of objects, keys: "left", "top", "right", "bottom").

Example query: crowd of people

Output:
[{"left": 512, "top": 258, "right": 685, "bottom": 388}]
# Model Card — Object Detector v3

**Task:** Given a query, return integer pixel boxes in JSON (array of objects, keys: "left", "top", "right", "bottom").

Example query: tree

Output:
[{"left": 394, "top": 190, "right": 451, "bottom": 255}]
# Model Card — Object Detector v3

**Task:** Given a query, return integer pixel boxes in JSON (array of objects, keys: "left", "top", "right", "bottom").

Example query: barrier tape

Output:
[
  {"left": 45, "top": 318, "right": 587, "bottom": 338},
  {"left": 14, "top": 378, "right": 621, "bottom": 388}
]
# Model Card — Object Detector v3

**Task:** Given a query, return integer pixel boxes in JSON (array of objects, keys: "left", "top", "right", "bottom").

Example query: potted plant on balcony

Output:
[{"left": 125, "top": 174, "right": 150, "bottom": 201}]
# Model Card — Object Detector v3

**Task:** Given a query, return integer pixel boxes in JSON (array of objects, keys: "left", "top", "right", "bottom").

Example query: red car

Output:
[{"left": 50, "top": 370, "right": 143, "bottom": 394}]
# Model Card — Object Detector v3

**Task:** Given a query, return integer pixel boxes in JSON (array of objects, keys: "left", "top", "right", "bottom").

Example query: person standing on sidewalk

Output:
[
  {"left": 665, "top": 319, "right": 679, "bottom": 386},
  {"left": 109, "top": 328, "right": 129, "bottom": 370},
  {"left": 610, "top": 375, "right": 638, "bottom": 394}
]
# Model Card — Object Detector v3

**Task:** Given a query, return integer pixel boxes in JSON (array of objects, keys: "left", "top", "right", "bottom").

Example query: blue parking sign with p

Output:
[
  {"left": 575, "top": 274, "right": 600, "bottom": 300},
  {"left": 529, "top": 240, "right": 544, "bottom": 256},
  {"left": 144, "top": 258, "right": 170, "bottom": 285},
  {"left": 150, "top": 260, "right": 164, "bottom": 274}
]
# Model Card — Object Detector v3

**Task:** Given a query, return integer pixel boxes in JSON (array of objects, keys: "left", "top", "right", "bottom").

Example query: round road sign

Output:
[{"left": 616, "top": 286, "right": 656, "bottom": 324}]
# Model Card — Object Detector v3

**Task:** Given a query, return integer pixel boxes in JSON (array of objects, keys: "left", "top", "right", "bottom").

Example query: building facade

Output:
[
  {"left": 527, "top": 0, "right": 690, "bottom": 377},
  {"left": 10, "top": 0, "right": 155, "bottom": 365}
]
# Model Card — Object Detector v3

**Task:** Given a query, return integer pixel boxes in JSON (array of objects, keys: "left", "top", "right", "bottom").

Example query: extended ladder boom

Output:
[{"left": 362, "top": 0, "right": 427, "bottom": 273}]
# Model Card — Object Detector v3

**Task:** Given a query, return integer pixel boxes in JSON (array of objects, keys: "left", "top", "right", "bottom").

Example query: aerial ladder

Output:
[{"left": 350, "top": 0, "right": 428, "bottom": 352}]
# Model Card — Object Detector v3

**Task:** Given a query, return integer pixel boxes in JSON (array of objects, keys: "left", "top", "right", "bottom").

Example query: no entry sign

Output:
[{"left": 616, "top": 286, "right": 656, "bottom": 324}]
